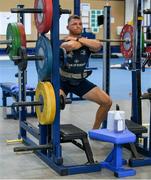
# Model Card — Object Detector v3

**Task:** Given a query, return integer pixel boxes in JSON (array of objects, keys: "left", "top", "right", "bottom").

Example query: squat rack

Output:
[{"left": 12, "top": 0, "right": 101, "bottom": 176}]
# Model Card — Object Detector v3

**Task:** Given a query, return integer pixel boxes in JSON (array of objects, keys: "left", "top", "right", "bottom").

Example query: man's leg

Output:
[{"left": 82, "top": 86, "right": 112, "bottom": 129}]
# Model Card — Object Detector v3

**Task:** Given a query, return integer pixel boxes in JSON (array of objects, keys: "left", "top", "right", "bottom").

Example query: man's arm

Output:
[
  {"left": 60, "top": 40, "right": 82, "bottom": 52},
  {"left": 78, "top": 37, "right": 102, "bottom": 52}
]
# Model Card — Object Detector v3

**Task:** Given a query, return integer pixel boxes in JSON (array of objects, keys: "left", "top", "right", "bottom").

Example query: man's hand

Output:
[{"left": 64, "top": 36, "right": 78, "bottom": 42}]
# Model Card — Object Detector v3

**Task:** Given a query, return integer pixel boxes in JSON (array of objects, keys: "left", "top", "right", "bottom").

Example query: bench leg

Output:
[
  {"left": 2, "top": 91, "right": 7, "bottom": 119},
  {"left": 101, "top": 144, "right": 136, "bottom": 178},
  {"left": 81, "top": 137, "right": 95, "bottom": 163}
]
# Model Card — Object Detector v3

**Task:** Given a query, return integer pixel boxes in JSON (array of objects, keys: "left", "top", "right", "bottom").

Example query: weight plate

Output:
[
  {"left": 35, "top": 35, "right": 53, "bottom": 81},
  {"left": 120, "top": 24, "right": 133, "bottom": 59},
  {"left": 145, "top": 46, "right": 151, "bottom": 59},
  {"left": 34, "top": 0, "right": 53, "bottom": 33},
  {"left": 6, "top": 23, "right": 21, "bottom": 59},
  {"left": 35, "top": 81, "right": 56, "bottom": 125},
  {"left": 17, "top": 23, "right": 27, "bottom": 48}
]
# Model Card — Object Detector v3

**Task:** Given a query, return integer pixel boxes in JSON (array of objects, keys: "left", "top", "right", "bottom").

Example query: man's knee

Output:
[
  {"left": 106, "top": 97, "right": 112, "bottom": 108},
  {"left": 100, "top": 96, "right": 112, "bottom": 109}
]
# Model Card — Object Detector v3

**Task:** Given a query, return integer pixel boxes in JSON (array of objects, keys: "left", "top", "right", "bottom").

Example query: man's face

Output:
[{"left": 67, "top": 18, "right": 83, "bottom": 35}]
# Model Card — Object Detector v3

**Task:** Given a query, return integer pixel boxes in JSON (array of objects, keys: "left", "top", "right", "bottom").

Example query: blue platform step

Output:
[{"left": 89, "top": 128, "right": 136, "bottom": 178}]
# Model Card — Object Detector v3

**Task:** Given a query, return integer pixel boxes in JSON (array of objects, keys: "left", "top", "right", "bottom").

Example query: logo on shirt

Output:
[{"left": 80, "top": 50, "right": 86, "bottom": 55}]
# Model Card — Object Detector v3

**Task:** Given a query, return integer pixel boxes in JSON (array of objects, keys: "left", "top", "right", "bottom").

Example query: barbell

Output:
[
  {"left": 99, "top": 38, "right": 130, "bottom": 43},
  {"left": 1, "top": 22, "right": 148, "bottom": 75},
  {"left": 0, "top": 22, "right": 66, "bottom": 77},
  {"left": 0, "top": 23, "right": 46, "bottom": 71},
  {"left": 0, "top": 23, "right": 37, "bottom": 57},
  {"left": 13, "top": 47, "right": 44, "bottom": 71},
  {"left": 12, "top": 81, "right": 72, "bottom": 125},
  {"left": 11, "top": 0, "right": 71, "bottom": 34}
]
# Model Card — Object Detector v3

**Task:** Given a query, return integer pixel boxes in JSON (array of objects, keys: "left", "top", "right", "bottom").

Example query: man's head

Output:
[{"left": 67, "top": 15, "right": 83, "bottom": 36}]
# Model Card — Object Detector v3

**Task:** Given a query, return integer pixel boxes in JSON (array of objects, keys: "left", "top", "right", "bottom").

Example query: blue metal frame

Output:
[
  {"left": 17, "top": 4, "right": 27, "bottom": 140},
  {"left": 101, "top": 144, "right": 136, "bottom": 178},
  {"left": 16, "top": 0, "right": 102, "bottom": 175},
  {"left": 102, "top": 6, "right": 111, "bottom": 128},
  {"left": 131, "top": 0, "right": 142, "bottom": 125},
  {"left": 74, "top": 0, "right": 80, "bottom": 15},
  {"left": 129, "top": 0, "right": 151, "bottom": 166}
]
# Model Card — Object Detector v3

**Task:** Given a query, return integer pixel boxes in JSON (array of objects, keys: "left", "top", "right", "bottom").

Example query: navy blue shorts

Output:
[{"left": 60, "top": 78, "right": 96, "bottom": 97}]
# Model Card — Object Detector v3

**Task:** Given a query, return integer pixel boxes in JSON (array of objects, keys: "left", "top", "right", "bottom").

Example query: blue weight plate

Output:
[{"left": 35, "top": 35, "right": 53, "bottom": 81}]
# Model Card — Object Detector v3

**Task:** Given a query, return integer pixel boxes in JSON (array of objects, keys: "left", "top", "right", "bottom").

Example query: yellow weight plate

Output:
[
  {"left": 45, "top": 82, "right": 56, "bottom": 123},
  {"left": 35, "top": 81, "right": 56, "bottom": 125}
]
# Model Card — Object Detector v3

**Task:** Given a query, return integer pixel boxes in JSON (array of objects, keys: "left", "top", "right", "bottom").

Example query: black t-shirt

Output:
[{"left": 61, "top": 45, "right": 92, "bottom": 74}]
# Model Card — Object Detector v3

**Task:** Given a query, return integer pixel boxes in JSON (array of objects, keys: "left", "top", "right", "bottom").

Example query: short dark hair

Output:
[{"left": 68, "top": 15, "right": 81, "bottom": 24}]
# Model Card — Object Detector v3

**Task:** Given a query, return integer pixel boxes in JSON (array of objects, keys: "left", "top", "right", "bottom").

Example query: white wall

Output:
[
  {"left": 125, "top": 0, "right": 151, "bottom": 24},
  {"left": 143, "top": 0, "right": 151, "bottom": 26},
  {"left": 125, "top": 0, "right": 134, "bottom": 24}
]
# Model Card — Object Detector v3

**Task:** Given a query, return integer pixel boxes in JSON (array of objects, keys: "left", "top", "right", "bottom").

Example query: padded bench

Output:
[
  {"left": 89, "top": 128, "right": 136, "bottom": 178},
  {"left": 0, "top": 82, "right": 35, "bottom": 119},
  {"left": 60, "top": 124, "right": 94, "bottom": 163}
]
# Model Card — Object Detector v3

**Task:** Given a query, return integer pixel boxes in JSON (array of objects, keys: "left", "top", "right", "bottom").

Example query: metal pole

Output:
[
  {"left": 74, "top": 0, "right": 80, "bottom": 16},
  {"left": 131, "top": 0, "right": 143, "bottom": 124},
  {"left": 102, "top": 6, "right": 111, "bottom": 95},
  {"left": 17, "top": 4, "right": 27, "bottom": 138},
  {"left": 51, "top": 0, "right": 63, "bottom": 165},
  {"left": 102, "top": 5, "right": 111, "bottom": 128}
]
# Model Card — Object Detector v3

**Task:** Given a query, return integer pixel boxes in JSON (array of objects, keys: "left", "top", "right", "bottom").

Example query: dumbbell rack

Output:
[{"left": 12, "top": 0, "right": 101, "bottom": 176}]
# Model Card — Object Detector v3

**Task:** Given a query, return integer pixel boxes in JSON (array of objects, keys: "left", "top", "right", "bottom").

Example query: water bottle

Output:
[{"left": 114, "top": 111, "right": 125, "bottom": 133}]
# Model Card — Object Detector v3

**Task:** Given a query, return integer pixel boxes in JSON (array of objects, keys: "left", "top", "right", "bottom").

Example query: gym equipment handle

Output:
[
  {"left": 144, "top": 39, "right": 151, "bottom": 44},
  {"left": 99, "top": 38, "right": 130, "bottom": 43},
  {"left": 0, "top": 40, "right": 37, "bottom": 45},
  {"left": 0, "top": 40, "right": 12, "bottom": 45},
  {"left": 12, "top": 98, "right": 72, "bottom": 108},
  {"left": 60, "top": 8, "right": 71, "bottom": 15},
  {"left": 12, "top": 55, "right": 44, "bottom": 61},
  {"left": 12, "top": 101, "right": 42, "bottom": 107},
  {"left": 14, "top": 144, "right": 53, "bottom": 152},
  {"left": 65, "top": 98, "right": 72, "bottom": 104},
  {"left": 143, "top": 9, "right": 151, "bottom": 14},
  {"left": 11, "top": 8, "right": 43, "bottom": 13}
]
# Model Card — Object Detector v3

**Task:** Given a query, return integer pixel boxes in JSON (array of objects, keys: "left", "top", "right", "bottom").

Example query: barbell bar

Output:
[
  {"left": 99, "top": 38, "right": 150, "bottom": 44},
  {"left": 0, "top": 39, "right": 37, "bottom": 45},
  {"left": 14, "top": 144, "right": 53, "bottom": 152},
  {"left": 12, "top": 54, "right": 44, "bottom": 62},
  {"left": 12, "top": 96, "right": 72, "bottom": 109},
  {"left": 99, "top": 38, "right": 130, "bottom": 43},
  {"left": 11, "top": 0, "right": 71, "bottom": 33},
  {"left": 11, "top": 47, "right": 44, "bottom": 71},
  {"left": 11, "top": 6, "right": 71, "bottom": 15},
  {"left": 0, "top": 38, "right": 131, "bottom": 46},
  {"left": 143, "top": 9, "right": 151, "bottom": 14},
  {"left": 144, "top": 39, "right": 151, "bottom": 44},
  {"left": 11, "top": 8, "right": 43, "bottom": 13}
]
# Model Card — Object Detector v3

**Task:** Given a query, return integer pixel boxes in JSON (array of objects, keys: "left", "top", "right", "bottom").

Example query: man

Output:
[{"left": 60, "top": 15, "right": 112, "bottom": 129}]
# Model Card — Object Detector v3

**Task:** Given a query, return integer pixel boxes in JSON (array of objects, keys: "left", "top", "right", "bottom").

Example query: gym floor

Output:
[{"left": 0, "top": 57, "right": 151, "bottom": 179}]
